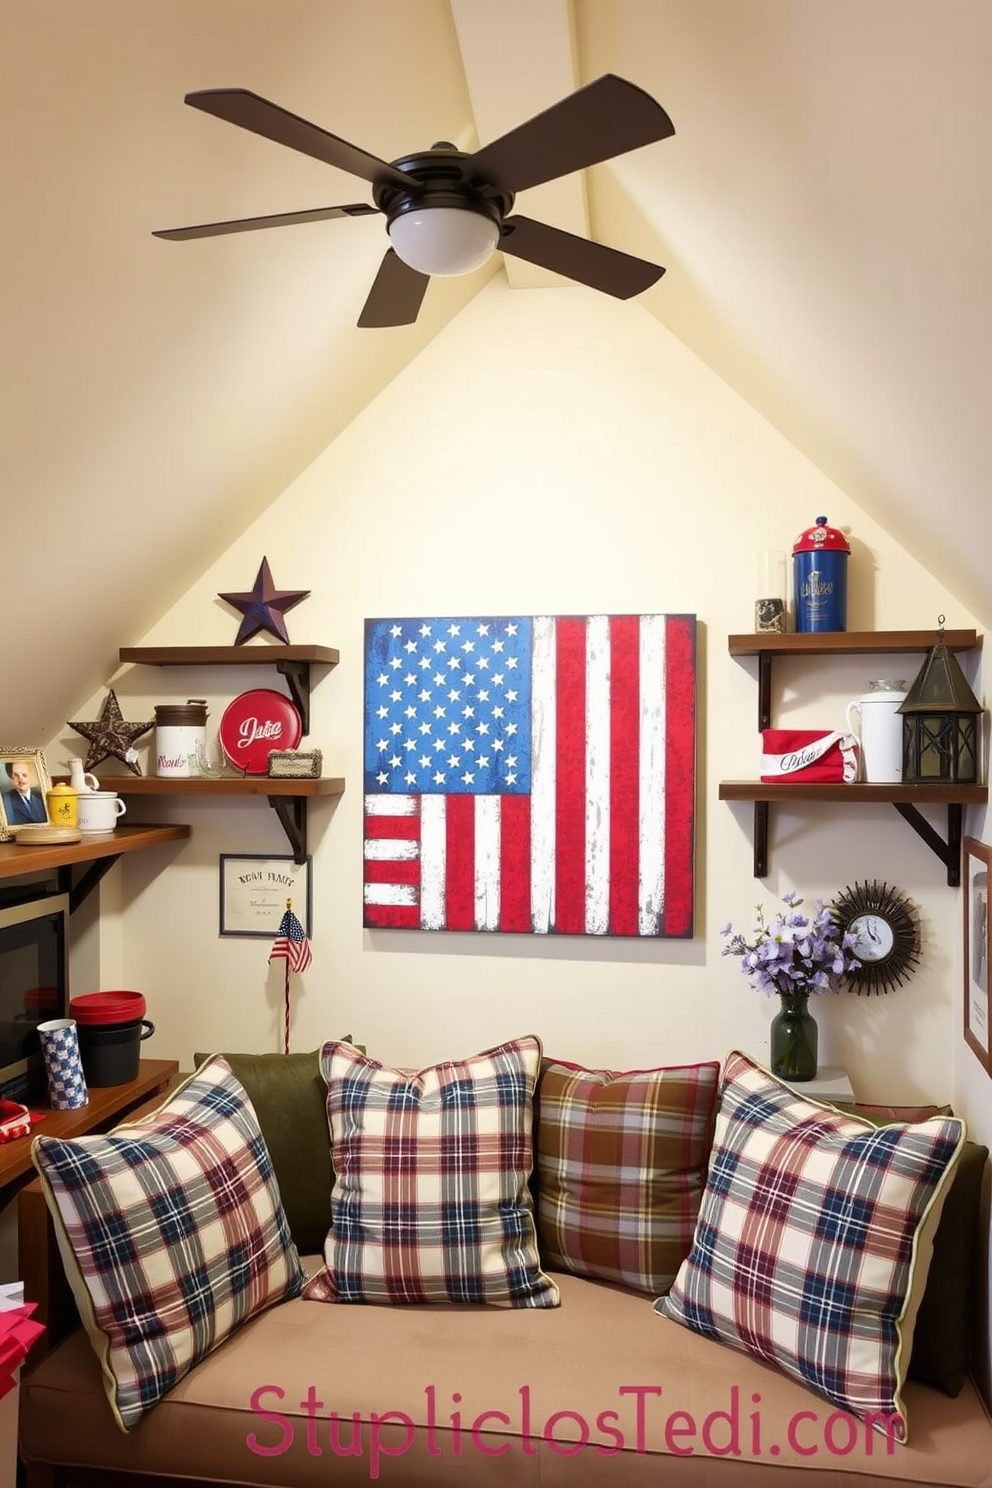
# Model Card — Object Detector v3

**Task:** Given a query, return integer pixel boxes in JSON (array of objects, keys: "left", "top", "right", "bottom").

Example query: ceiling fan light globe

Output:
[{"left": 388, "top": 207, "right": 499, "bottom": 277}]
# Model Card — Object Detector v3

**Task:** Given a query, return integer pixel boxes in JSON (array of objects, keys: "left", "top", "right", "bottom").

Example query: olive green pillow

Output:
[
  {"left": 193, "top": 1047, "right": 335, "bottom": 1254},
  {"left": 909, "top": 1139, "right": 988, "bottom": 1395},
  {"left": 837, "top": 1102, "right": 988, "bottom": 1397}
]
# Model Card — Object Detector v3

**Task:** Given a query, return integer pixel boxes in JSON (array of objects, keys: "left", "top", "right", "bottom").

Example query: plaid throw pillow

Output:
[
  {"left": 535, "top": 1057, "right": 719, "bottom": 1295},
  {"left": 302, "top": 1035, "right": 559, "bottom": 1307},
  {"left": 31, "top": 1056, "right": 306, "bottom": 1432},
  {"left": 656, "top": 1051, "right": 965, "bottom": 1442}
]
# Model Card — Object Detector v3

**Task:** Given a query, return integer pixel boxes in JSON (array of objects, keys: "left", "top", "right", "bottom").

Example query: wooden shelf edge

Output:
[
  {"left": 719, "top": 781, "right": 987, "bottom": 803},
  {"left": 89, "top": 776, "right": 346, "bottom": 798},
  {"left": 728, "top": 629, "right": 980, "bottom": 658},
  {"left": 0, "top": 824, "right": 190, "bottom": 884},
  {"left": 118, "top": 644, "right": 339, "bottom": 666}
]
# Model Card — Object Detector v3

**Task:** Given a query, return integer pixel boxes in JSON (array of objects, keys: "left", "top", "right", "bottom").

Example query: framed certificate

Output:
[
  {"left": 963, "top": 838, "right": 991, "bottom": 1076},
  {"left": 219, "top": 854, "right": 312, "bottom": 937}
]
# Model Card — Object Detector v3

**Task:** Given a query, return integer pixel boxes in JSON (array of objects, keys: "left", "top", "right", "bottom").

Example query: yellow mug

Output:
[{"left": 46, "top": 783, "right": 78, "bottom": 829}]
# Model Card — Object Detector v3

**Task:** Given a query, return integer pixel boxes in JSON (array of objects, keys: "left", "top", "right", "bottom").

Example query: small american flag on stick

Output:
[{"left": 269, "top": 900, "right": 312, "bottom": 1052}]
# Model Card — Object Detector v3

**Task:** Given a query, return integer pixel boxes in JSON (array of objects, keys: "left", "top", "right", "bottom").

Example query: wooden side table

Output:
[
  {"left": 0, "top": 1058, "right": 179, "bottom": 1202},
  {"left": 8, "top": 1060, "right": 180, "bottom": 1352}
]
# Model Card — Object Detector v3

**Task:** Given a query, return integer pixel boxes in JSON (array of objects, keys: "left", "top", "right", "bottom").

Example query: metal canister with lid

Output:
[
  {"left": 154, "top": 699, "right": 208, "bottom": 777},
  {"left": 792, "top": 516, "right": 850, "bottom": 632}
]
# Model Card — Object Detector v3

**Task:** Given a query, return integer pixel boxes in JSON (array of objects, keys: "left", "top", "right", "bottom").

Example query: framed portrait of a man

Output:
[{"left": 0, "top": 747, "right": 52, "bottom": 836}]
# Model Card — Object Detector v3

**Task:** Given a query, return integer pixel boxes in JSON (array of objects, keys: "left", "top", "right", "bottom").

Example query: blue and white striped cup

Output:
[{"left": 37, "top": 1019, "right": 89, "bottom": 1110}]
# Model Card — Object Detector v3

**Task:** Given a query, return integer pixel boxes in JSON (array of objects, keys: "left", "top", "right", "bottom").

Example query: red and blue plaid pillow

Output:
[
  {"left": 535, "top": 1057, "right": 720, "bottom": 1295},
  {"left": 31, "top": 1056, "right": 306, "bottom": 1431},
  {"left": 656, "top": 1051, "right": 965, "bottom": 1442},
  {"left": 303, "top": 1035, "right": 559, "bottom": 1307}
]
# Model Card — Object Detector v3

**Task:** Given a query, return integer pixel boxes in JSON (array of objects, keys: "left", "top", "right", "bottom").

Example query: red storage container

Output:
[{"left": 69, "top": 991, "right": 155, "bottom": 1087}]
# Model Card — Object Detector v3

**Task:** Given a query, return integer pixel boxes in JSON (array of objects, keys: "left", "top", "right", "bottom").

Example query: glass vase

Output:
[{"left": 770, "top": 988, "right": 818, "bottom": 1081}]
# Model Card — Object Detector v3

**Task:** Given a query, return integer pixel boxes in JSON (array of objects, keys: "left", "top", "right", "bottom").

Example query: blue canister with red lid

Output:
[{"left": 792, "top": 516, "right": 850, "bottom": 632}]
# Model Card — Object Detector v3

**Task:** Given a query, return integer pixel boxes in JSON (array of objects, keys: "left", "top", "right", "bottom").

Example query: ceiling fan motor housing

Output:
[{"left": 373, "top": 147, "right": 514, "bottom": 237}]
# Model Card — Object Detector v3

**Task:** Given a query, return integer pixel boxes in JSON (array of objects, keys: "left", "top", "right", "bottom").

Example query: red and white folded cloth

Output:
[
  {"left": 0, "top": 1302, "right": 45, "bottom": 1402},
  {"left": 760, "top": 729, "right": 859, "bottom": 783},
  {"left": 0, "top": 1100, "right": 45, "bottom": 1145}
]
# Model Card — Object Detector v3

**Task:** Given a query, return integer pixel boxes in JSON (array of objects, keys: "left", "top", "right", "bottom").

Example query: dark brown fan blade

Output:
[
  {"left": 463, "top": 75, "right": 674, "bottom": 196},
  {"left": 358, "top": 249, "right": 430, "bottom": 328},
  {"left": 499, "top": 215, "right": 664, "bottom": 299},
  {"left": 185, "top": 89, "right": 412, "bottom": 190},
  {"left": 153, "top": 203, "right": 377, "bottom": 241}
]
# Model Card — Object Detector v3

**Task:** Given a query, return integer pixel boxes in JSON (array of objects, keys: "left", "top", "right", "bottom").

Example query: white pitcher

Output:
[
  {"left": 67, "top": 759, "right": 100, "bottom": 793},
  {"left": 845, "top": 680, "right": 908, "bottom": 783}
]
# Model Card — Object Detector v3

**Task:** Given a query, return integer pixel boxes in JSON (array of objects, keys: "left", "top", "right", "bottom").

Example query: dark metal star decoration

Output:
[
  {"left": 68, "top": 689, "right": 155, "bottom": 776},
  {"left": 218, "top": 557, "right": 310, "bottom": 645}
]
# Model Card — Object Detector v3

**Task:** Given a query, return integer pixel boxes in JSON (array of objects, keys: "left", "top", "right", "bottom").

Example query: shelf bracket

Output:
[
  {"left": 744, "top": 799, "right": 965, "bottom": 885},
  {"left": 275, "top": 659, "right": 311, "bottom": 735},
  {"left": 58, "top": 857, "right": 122, "bottom": 914},
  {"left": 757, "top": 651, "right": 773, "bottom": 731},
  {"left": 892, "top": 803, "right": 964, "bottom": 886},
  {"left": 268, "top": 795, "right": 308, "bottom": 864},
  {"left": 752, "top": 801, "right": 769, "bottom": 878}
]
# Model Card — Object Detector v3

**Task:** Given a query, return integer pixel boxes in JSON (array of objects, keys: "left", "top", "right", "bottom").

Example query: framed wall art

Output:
[
  {"left": 963, "top": 837, "right": 991, "bottom": 1075},
  {"left": 363, "top": 613, "right": 697, "bottom": 938},
  {"left": 0, "top": 747, "right": 52, "bottom": 837},
  {"left": 219, "top": 854, "right": 313, "bottom": 937}
]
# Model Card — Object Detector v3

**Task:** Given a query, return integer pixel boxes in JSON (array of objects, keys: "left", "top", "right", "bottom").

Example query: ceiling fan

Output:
[{"left": 153, "top": 74, "right": 674, "bottom": 328}]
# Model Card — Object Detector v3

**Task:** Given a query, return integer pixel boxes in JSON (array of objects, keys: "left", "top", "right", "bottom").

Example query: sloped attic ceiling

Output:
[{"left": 2, "top": 0, "right": 989, "bottom": 743}]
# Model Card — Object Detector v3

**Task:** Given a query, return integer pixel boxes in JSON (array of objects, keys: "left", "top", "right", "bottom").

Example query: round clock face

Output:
[
  {"left": 833, "top": 881, "right": 921, "bottom": 995},
  {"left": 848, "top": 913, "right": 895, "bottom": 962}
]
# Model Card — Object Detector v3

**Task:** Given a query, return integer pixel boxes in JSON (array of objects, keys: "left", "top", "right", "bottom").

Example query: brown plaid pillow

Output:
[{"left": 534, "top": 1057, "right": 720, "bottom": 1295}]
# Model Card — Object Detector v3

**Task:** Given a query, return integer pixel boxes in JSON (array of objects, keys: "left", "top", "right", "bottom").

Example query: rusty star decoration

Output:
[
  {"left": 218, "top": 557, "right": 310, "bottom": 645},
  {"left": 68, "top": 689, "right": 155, "bottom": 776}
]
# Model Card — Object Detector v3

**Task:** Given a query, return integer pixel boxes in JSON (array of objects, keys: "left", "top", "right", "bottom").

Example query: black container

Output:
[{"left": 76, "top": 1017, "right": 156, "bottom": 1087}]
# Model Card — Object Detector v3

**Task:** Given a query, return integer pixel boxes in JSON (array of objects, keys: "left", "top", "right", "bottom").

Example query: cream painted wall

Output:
[{"left": 51, "top": 279, "right": 985, "bottom": 1119}]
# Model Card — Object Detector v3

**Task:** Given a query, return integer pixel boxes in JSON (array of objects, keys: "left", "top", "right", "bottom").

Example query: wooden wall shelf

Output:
[
  {"left": 100, "top": 777, "right": 345, "bottom": 799},
  {"left": 728, "top": 629, "right": 980, "bottom": 731},
  {"left": 118, "top": 644, "right": 339, "bottom": 734},
  {"left": 116, "top": 644, "right": 344, "bottom": 859},
  {"left": 727, "top": 629, "right": 979, "bottom": 657},
  {"left": 718, "top": 782, "right": 987, "bottom": 804},
  {"left": 0, "top": 824, "right": 190, "bottom": 910},
  {"left": 100, "top": 777, "right": 345, "bottom": 865},
  {"left": 723, "top": 628, "right": 985, "bottom": 883}
]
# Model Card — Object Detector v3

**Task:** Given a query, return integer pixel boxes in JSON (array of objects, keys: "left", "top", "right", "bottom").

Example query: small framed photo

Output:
[
  {"left": 219, "top": 854, "right": 313, "bottom": 938},
  {"left": 0, "top": 747, "right": 52, "bottom": 837},
  {"left": 963, "top": 837, "right": 991, "bottom": 1076}
]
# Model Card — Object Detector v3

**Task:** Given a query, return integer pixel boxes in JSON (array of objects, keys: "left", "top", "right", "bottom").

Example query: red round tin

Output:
[{"left": 219, "top": 689, "right": 303, "bottom": 774}]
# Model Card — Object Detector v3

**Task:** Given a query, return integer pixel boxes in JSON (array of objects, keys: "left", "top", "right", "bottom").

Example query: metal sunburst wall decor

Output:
[{"left": 833, "top": 881, "right": 922, "bottom": 995}]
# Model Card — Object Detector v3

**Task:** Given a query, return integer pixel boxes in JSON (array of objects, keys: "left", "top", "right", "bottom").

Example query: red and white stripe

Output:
[{"left": 363, "top": 614, "right": 695, "bottom": 937}]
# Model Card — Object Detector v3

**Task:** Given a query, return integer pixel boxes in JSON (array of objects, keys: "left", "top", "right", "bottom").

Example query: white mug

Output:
[
  {"left": 845, "top": 682, "right": 907, "bottom": 784},
  {"left": 76, "top": 791, "right": 127, "bottom": 833}
]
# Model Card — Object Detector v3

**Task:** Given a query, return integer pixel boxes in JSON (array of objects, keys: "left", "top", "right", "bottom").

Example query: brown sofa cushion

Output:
[{"left": 20, "top": 1270, "right": 992, "bottom": 1485}]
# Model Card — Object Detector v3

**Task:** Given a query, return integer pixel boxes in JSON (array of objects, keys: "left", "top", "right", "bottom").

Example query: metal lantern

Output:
[{"left": 897, "top": 618, "right": 983, "bottom": 784}]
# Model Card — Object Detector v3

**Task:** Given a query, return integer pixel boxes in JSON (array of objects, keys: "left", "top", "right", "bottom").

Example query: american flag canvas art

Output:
[{"left": 363, "top": 614, "right": 696, "bottom": 937}]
